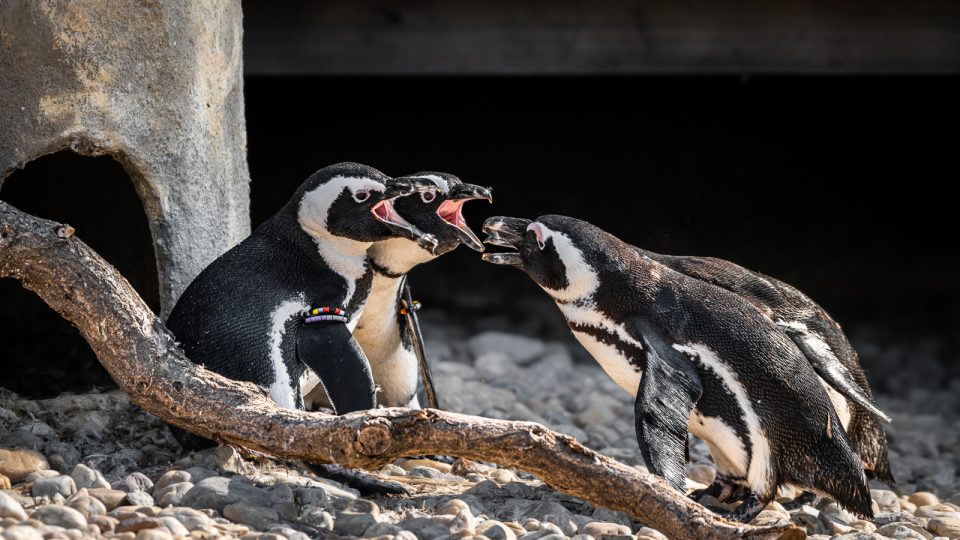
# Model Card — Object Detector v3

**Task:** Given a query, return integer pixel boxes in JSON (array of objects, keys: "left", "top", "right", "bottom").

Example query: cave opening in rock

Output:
[{"left": 0, "top": 151, "right": 160, "bottom": 398}]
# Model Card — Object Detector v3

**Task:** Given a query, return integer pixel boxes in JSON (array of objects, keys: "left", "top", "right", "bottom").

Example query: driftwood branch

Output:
[{"left": 0, "top": 201, "right": 802, "bottom": 540}]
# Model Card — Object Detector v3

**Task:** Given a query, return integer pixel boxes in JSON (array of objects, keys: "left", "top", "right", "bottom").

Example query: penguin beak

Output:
[
  {"left": 438, "top": 184, "right": 493, "bottom": 253},
  {"left": 372, "top": 179, "right": 439, "bottom": 254},
  {"left": 480, "top": 216, "right": 530, "bottom": 268}
]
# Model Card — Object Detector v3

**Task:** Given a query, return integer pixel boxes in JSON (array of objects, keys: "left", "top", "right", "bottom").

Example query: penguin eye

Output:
[
  {"left": 537, "top": 239, "right": 546, "bottom": 250},
  {"left": 420, "top": 191, "right": 436, "bottom": 203},
  {"left": 353, "top": 190, "right": 370, "bottom": 203}
]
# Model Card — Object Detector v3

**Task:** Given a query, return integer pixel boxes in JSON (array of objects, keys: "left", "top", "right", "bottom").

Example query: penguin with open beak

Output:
[
  {"left": 165, "top": 162, "right": 439, "bottom": 493},
  {"left": 481, "top": 214, "right": 875, "bottom": 522},
  {"left": 310, "top": 172, "right": 491, "bottom": 411}
]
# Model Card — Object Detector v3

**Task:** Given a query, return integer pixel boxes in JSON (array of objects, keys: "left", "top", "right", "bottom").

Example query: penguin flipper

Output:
[
  {"left": 297, "top": 323, "right": 377, "bottom": 415},
  {"left": 629, "top": 319, "right": 703, "bottom": 492},
  {"left": 779, "top": 322, "right": 891, "bottom": 423}
]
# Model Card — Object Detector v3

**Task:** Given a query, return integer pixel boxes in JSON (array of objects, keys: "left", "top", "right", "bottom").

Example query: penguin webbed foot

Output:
[
  {"left": 689, "top": 475, "right": 741, "bottom": 503},
  {"left": 716, "top": 491, "right": 767, "bottom": 523},
  {"left": 780, "top": 490, "right": 819, "bottom": 511}
]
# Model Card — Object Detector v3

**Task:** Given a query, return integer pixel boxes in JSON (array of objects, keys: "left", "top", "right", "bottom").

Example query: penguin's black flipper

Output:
[
  {"left": 629, "top": 319, "right": 703, "bottom": 492},
  {"left": 779, "top": 323, "right": 891, "bottom": 423},
  {"left": 297, "top": 323, "right": 377, "bottom": 414}
]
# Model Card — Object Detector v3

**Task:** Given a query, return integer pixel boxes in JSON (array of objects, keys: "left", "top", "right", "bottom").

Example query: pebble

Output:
[
  {"left": 115, "top": 517, "right": 166, "bottom": 533},
  {"left": 134, "top": 529, "right": 172, "bottom": 540},
  {"left": 0, "top": 449, "right": 48, "bottom": 484},
  {"left": 31, "top": 475, "right": 76, "bottom": 498},
  {"left": 157, "top": 508, "right": 212, "bottom": 531},
  {"left": 31, "top": 505, "right": 86, "bottom": 529},
  {"left": 477, "top": 520, "right": 517, "bottom": 540},
  {"left": 927, "top": 517, "right": 960, "bottom": 538},
  {"left": 876, "top": 522, "right": 934, "bottom": 539},
  {"left": 69, "top": 464, "right": 109, "bottom": 490},
  {"left": 87, "top": 488, "right": 127, "bottom": 511},
  {"left": 153, "top": 470, "right": 190, "bottom": 493},
  {"left": 112, "top": 473, "right": 154, "bottom": 494},
  {"left": 449, "top": 508, "right": 477, "bottom": 537},
  {"left": 873, "top": 489, "right": 902, "bottom": 512},
  {"left": 437, "top": 499, "right": 472, "bottom": 516},
  {"left": 2, "top": 525, "right": 43, "bottom": 540},
  {"left": 580, "top": 521, "right": 631, "bottom": 536},
  {"left": 0, "top": 474, "right": 9, "bottom": 490},
  {"left": 124, "top": 491, "right": 154, "bottom": 508},
  {"left": 636, "top": 527, "right": 669, "bottom": 540},
  {"left": 0, "top": 494, "right": 26, "bottom": 522},
  {"left": 154, "top": 481, "right": 193, "bottom": 506},
  {"left": 87, "top": 515, "right": 118, "bottom": 532},
  {"left": 222, "top": 503, "right": 280, "bottom": 531},
  {"left": 910, "top": 492, "right": 942, "bottom": 507},
  {"left": 334, "top": 511, "right": 379, "bottom": 536},
  {"left": 66, "top": 493, "right": 106, "bottom": 517},
  {"left": 180, "top": 476, "right": 273, "bottom": 512}
]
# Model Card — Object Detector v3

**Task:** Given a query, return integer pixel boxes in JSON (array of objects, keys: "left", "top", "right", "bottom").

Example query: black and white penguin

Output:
[
  {"left": 345, "top": 172, "right": 491, "bottom": 409},
  {"left": 637, "top": 251, "right": 893, "bottom": 492},
  {"left": 481, "top": 214, "right": 873, "bottom": 522},
  {"left": 166, "top": 162, "right": 438, "bottom": 438}
]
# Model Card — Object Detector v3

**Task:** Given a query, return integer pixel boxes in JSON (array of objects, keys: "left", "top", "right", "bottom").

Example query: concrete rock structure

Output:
[{"left": 0, "top": 0, "right": 250, "bottom": 316}]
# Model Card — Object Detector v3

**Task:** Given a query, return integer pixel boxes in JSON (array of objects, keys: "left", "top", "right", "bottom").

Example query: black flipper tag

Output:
[
  {"left": 297, "top": 322, "right": 377, "bottom": 415},
  {"left": 628, "top": 318, "right": 703, "bottom": 492},
  {"left": 779, "top": 323, "right": 891, "bottom": 423}
]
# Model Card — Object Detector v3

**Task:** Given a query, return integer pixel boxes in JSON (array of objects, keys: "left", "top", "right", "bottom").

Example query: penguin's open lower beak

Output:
[
  {"left": 438, "top": 184, "right": 493, "bottom": 253},
  {"left": 480, "top": 216, "right": 530, "bottom": 268},
  {"left": 373, "top": 180, "right": 439, "bottom": 253}
]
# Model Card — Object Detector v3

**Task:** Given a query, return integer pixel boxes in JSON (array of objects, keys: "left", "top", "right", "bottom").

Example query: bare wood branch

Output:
[{"left": 0, "top": 200, "right": 803, "bottom": 540}]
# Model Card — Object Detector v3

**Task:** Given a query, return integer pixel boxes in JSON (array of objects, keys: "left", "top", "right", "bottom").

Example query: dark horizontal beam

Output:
[{"left": 242, "top": 0, "right": 960, "bottom": 75}]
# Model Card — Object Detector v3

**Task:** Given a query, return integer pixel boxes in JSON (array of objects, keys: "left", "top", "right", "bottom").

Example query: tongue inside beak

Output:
[
  {"left": 372, "top": 200, "right": 438, "bottom": 253},
  {"left": 437, "top": 199, "right": 485, "bottom": 252}
]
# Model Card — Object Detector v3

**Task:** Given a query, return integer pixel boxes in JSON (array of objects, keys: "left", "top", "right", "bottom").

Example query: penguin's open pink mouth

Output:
[
  {"left": 372, "top": 200, "right": 438, "bottom": 253},
  {"left": 437, "top": 199, "right": 485, "bottom": 251}
]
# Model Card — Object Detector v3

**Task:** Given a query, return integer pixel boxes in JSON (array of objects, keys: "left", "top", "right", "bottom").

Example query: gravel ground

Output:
[{"left": 0, "top": 329, "right": 958, "bottom": 539}]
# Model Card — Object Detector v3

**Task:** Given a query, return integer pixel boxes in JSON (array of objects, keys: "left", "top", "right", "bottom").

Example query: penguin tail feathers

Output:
[{"left": 848, "top": 408, "right": 896, "bottom": 486}]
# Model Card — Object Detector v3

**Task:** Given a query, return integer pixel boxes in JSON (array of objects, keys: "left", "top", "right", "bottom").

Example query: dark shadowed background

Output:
[{"left": 2, "top": 0, "right": 958, "bottom": 397}]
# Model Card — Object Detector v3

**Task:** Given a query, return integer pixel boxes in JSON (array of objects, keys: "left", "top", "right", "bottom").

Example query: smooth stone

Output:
[
  {"left": 69, "top": 465, "right": 109, "bottom": 490},
  {"left": 31, "top": 476, "right": 76, "bottom": 498},
  {"left": 0, "top": 476, "right": 9, "bottom": 490},
  {"left": 872, "top": 489, "right": 902, "bottom": 512},
  {"left": 31, "top": 505, "right": 87, "bottom": 529},
  {"left": 570, "top": 536, "right": 596, "bottom": 540},
  {"left": 116, "top": 517, "right": 166, "bottom": 533},
  {"left": 876, "top": 522, "right": 934, "bottom": 539},
  {"left": 180, "top": 476, "right": 273, "bottom": 512},
  {"left": 135, "top": 529, "right": 172, "bottom": 540},
  {"left": 491, "top": 469, "right": 517, "bottom": 485},
  {"left": 437, "top": 499, "right": 472, "bottom": 516},
  {"left": 155, "top": 481, "right": 193, "bottom": 506},
  {"left": 0, "top": 449, "right": 49, "bottom": 484},
  {"left": 153, "top": 471, "right": 191, "bottom": 494},
  {"left": 927, "top": 517, "right": 960, "bottom": 538},
  {"left": 398, "top": 517, "right": 453, "bottom": 538},
  {"left": 686, "top": 464, "right": 716, "bottom": 486},
  {"left": 0, "top": 493, "right": 26, "bottom": 521},
  {"left": 334, "top": 511, "right": 379, "bottom": 536},
  {"left": 2, "top": 525, "right": 43, "bottom": 540},
  {"left": 381, "top": 464, "right": 407, "bottom": 476},
  {"left": 112, "top": 473, "right": 154, "bottom": 494},
  {"left": 223, "top": 503, "right": 280, "bottom": 531},
  {"left": 364, "top": 522, "right": 402, "bottom": 536},
  {"left": 542, "top": 513, "right": 577, "bottom": 536},
  {"left": 398, "top": 459, "right": 453, "bottom": 474},
  {"left": 87, "top": 515, "right": 118, "bottom": 532},
  {"left": 910, "top": 492, "right": 941, "bottom": 507},
  {"left": 477, "top": 520, "right": 517, "bottom": 540},
  {"left": 395, "top": 532, "right": 418, "bottom": 540},
  {"left": 581, "top": 522, "right": 631, "bottom": 536},
  {"left": 917, "top": 505, "right": 960, "bottom": 520},
  {"left": 22, "top": 470, "right": 58, "bottom": 483},
  {"left": 125, "top": 491, "right": 155, "bottom": 508},
  {"left": 157, "top": 508, "right": 212, "bottom": 531},
  {"left": 87, "top": 489, "right": 127, "bottom": 511},
  {"left": 902, "top": 500, "right": 919, "bottom": 512},
  {"left": 449, "top": 508, "right": 477, "bottom": 537},
  {"left": 67, "top": 494, "right": 106, "bottom": 517},
  {"left": 636, "top": 527, "right": 669, "bottom": 540},
  {"left": 820, "top": 512, "right": 854, "bottom": 535}
]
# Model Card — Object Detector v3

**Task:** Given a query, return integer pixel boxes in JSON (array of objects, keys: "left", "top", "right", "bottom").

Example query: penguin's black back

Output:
[{"left": 166, "top": 208, "right": 368, "bottom": 391}]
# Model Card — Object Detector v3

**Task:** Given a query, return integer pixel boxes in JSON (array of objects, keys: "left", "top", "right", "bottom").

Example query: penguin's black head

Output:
[
  {"left": 389, "top": 172, "right": 493, "bottom": 255},
  {"left": 294, "top": 162, "right": 439, "bottom": 252},
  {"left": 482, "top": 214, "right": 608, "bottom": 301}
]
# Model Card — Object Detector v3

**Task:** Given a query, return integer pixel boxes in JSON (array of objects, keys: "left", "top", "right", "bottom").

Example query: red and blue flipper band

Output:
[{"left": 305, "top": 307, "right": 349, "bottom": 324}]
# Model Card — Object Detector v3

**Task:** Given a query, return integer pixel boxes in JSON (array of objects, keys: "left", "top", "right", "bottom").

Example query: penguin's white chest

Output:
[{"left": 570, "top": 330, "right": 643, "bottom": 395}]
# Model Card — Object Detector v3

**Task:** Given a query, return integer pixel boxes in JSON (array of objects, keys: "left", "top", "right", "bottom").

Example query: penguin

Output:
[
  {"left": 480, "top": 214, "right": 874, "bottom": 522},
  {"left": 304, "top": 172, "right": 491, "bottom": 410},
  {"left": 165, "top": 163, "right": 438, "bottom": 489},
  {"left": 635, "top": 250, "right": 893, "bottom": 497}
]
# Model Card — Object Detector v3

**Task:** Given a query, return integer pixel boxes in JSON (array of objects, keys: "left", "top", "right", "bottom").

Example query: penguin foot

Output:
[
  {"left": 307, "top": 463, "right": 411, "bottom": 496},
  {"left": 781, "top": 490, "right": 819, "bottom": 511},
  {"left": 689, "top": 478, "right": 724, "bottom": 501},
  {"left": 690, "top": 475, "right": 742, "bottom": 503},
  {"left": 718, "top": 491, "right": 767, "bottom": 523}
]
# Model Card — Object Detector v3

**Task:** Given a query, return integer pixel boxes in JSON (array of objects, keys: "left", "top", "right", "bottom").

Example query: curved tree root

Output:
[{"left": 0, "top": 201, "right": 802, "bottom": 540}]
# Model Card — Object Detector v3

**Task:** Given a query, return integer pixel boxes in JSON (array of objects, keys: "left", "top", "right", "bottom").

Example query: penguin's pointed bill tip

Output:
[
  {"left": 437, "top": 183, "right": 492, "bottom": 252},
  {"left": 480, "top": 216, "right": 531, "bottom": 267}
]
